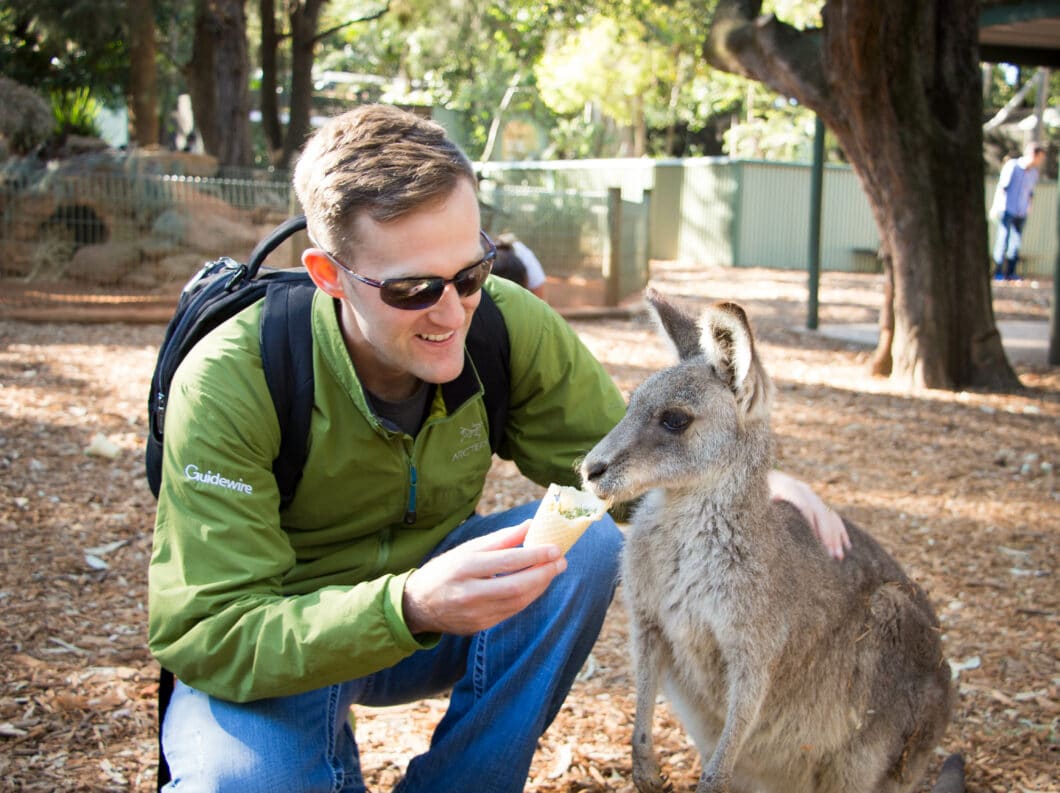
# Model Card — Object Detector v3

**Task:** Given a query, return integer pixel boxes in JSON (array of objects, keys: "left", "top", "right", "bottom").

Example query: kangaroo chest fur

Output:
[
  {"left": 625, "top": 490, "right": 763, "bottom": 642},
  {"left": 623, "top": 489, "right": 779, "bottom": 685},
  {"left": 621, "top": 489, "right": 865, "bottom": 771}
]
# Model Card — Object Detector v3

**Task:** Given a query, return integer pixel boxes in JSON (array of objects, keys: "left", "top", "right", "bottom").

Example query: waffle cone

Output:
[{"left": 525, "top": 484, "right": 611, "bottom": 555}]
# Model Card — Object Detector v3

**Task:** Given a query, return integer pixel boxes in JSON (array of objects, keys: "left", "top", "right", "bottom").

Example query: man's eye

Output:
[{"left": 660, "top": 410, "right": 692, "bottom": 433}]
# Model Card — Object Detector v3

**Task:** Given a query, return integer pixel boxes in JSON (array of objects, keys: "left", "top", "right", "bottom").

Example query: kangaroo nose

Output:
[{"left": 583, "top": 459, "right": 607, "bottom": 482}]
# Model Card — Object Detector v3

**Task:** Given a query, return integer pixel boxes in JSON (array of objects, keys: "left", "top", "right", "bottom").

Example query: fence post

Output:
[
  {"left": 606, "top": 187, "right": 621, "bottom": 307},
  {"left": 807, "top": 115, "right": 825, "bottom": 330},
  {"left": 642, "top": 188, "right": 653, "bottom": 294}
]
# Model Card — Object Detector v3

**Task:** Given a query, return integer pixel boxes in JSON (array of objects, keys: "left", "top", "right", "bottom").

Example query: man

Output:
[
  {"left": 992, "top": 142, "right": 1047, "bottom": 281},
  {"left": 149, "top": 104, "right": 847, "bottom": 793}
]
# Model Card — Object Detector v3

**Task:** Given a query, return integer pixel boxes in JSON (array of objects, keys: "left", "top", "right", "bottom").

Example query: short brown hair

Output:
[{"left": 293, "top": 104, "right": 476, "bottom": 256}]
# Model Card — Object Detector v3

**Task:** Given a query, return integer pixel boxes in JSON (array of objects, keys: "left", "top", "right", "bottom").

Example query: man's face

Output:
[{"left": 334, "top": 179, "right": 485, "bottom": 400}]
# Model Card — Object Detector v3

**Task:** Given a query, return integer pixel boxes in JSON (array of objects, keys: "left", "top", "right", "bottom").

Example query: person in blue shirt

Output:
[{"left": 992, "top": 142, "right": 1047, "bottom": 281}]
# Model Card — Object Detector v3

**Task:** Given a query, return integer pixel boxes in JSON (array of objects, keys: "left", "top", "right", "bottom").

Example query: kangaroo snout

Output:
[
  {"left": 579, "top": 454, "right": 620, "bottom": 503},
  {"left": 581, "top": 457, "right": 607, "bottom": 486}
]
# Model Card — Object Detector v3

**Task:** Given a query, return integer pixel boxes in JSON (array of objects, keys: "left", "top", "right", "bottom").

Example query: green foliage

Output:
[
  {"left": 51, "top": 86, "right": 101, "bottom": 138},
  {"left": 326, "top": 0, "right": 565, "bottom": 156},
  {"left": 530, "top": 0, "right": 834, "bottom": 159},
  {"left": 0, "top": 0, "right": 127, "bottom": 105},
  {"left": 535, "top": 16, "right": 668, "bottom": 126},
  {"left": 548, "top": 114, "right": 614, "bottom": 159}
]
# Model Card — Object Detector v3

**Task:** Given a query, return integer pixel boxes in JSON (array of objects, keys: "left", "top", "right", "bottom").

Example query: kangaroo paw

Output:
[{"left": 632, "top": 765, "right": 672, "bottom": 793}]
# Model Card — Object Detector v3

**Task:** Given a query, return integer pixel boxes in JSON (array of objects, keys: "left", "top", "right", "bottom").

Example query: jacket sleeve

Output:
[
  {"left": 147, "top": 316, "right": 431, "bottom": 703},
  {"left": 998, "top": 159, "right": 1015, "bottom": 190},
  {"left": 489, "top": 281, "right": 628, "bottom": 488}
]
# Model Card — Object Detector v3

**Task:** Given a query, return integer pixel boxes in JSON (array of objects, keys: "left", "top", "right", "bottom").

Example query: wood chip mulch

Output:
[{"left": 0, "top": 263, "right": 1056, "bottom": 792}]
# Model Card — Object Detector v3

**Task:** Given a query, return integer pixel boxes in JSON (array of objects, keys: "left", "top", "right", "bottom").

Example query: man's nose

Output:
[{"left": 429, "top": 282, "right": 470, "bottom": 324}]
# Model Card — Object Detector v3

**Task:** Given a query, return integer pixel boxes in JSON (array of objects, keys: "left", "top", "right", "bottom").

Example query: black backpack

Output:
[{"left": 146, "top": 214, "right": 511, "bottom": 789}]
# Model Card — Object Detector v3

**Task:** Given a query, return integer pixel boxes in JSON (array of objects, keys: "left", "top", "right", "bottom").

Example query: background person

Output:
[
  {"left": 490, "top": 237, "right": 529, "bottom": 288},
  {"left": 991, "top": 142, "right": 1047, "bottom": 281},
  {"left": 497, "top": 231, "right": 547, "bottom": 300}
]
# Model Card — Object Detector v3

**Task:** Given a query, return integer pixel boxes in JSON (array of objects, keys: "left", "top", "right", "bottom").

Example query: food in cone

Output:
[{"left": 524, "top": 483, "right": 611, "bottom": 555}]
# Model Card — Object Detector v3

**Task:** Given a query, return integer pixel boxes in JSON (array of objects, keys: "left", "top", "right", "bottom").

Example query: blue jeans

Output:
[
  {"left": 160, "top": 502, "right": 622, "bottom": 793},
  {"left": 993, "top": 212, "right": 1026, "bottom": 278}
]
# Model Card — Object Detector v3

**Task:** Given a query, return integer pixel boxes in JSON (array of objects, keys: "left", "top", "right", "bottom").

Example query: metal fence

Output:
[
  {"left": 479, "top": 183, "right": 649, "bottom": 305},
  {"left": 2, "top": 156, "right": 1049, "bottom": 320},
  {"left": 0, "top": 169, "right": 292, "bottom": 285},
  {"left": 483, "top": 158, "right": 1059, "bottom": 277},
  {"left": 0, "top": 165, "right": 651, "bottom": 314}
]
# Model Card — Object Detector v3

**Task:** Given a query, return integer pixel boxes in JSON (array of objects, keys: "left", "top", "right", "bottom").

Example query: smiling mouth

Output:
[{"left": 418, "top": 331, "right": 455, "bottom": 343}]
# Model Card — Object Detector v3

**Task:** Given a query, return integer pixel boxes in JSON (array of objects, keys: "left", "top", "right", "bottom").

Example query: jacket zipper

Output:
[{"left": 403, "top": 462, "right": 418, "bottom": 525}]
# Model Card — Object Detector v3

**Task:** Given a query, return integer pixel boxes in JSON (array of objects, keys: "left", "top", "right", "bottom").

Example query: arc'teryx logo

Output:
[
  {"left": 452, "top": 421, "right": 488, "bottom": 461},
  {"left": 184, "top": 463, "right": 254, "bottom": 495}
]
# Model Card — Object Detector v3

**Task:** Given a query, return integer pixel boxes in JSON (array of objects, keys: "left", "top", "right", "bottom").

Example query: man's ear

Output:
[{"left": 303, "top": 249, "right": 347, "bottom": 299}]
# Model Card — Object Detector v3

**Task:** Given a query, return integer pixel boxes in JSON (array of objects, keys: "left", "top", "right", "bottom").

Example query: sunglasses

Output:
[{"left": 320, "top": 231, "right": 497, "bottom": 311}]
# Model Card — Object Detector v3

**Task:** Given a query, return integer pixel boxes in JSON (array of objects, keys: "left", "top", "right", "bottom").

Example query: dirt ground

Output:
[{"left": 0, "top": 262, "right": 1056, "bottom": 792}]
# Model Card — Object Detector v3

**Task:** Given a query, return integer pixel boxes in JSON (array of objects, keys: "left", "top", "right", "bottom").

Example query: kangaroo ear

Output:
[
  {"left": 646, "top": 287, "right": 703, "bottom": 361},
  {"left": 700, "top": 301, "right": 773, "bottom": 419}
]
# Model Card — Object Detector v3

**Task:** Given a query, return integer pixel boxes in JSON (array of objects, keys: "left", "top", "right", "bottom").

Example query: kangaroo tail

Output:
[{"left": 930, "top": 753, "right": 965, "bottom": 793}]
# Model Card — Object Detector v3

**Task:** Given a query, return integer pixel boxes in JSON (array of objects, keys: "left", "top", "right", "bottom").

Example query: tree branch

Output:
[
  {"left": 705, "top": 0, "right": 830, "bottom": 115},
  {"left": 312, "top": 1, "right": 390, "bottom": 45},
  {"left": 983, "top": 67, "right": 1044, "bottom": 131}
]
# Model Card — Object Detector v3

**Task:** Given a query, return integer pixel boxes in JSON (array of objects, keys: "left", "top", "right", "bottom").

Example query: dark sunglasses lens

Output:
[
  {"left": 454, "top": 260, "right": 491, "bottom": 297},
  {"left": 377, "top": 252, "right": 493, "bottom": 310},
  {"left": 380, "top": 278, "right": 445, "bottom": 310}
]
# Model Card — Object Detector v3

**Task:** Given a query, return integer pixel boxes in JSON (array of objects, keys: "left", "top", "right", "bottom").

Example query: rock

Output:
[
  {"left": 152, "top": 205, "right": 260, "bottom": 260},
  {"left": 84, "top": 433, "right": 122, "bottom": 460},
  {"left": 155, "top": 252, "right": 208, "bottom": 284},
  {"left": 65, "top": 241, "right": 142, "bottom": 283}
]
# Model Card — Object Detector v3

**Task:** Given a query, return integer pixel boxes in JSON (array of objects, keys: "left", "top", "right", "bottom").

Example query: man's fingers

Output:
[
  {"left": 442, "top": 521, "right": 560, "bottom": 578},
  {"left": 458, "top": 521, "right": 530, "bottom": 553},
  {"left": 814, "top": 509, "right": 851, "bottom": 560},
  {"left": 407, "top": 552, "right": 567, "bottom": 635},
  {"left": 464, "top": 555, "right": 568, "bottom": 613}
]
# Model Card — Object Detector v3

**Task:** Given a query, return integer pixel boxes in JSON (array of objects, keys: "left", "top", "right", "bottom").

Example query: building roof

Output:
[{"left": 980, "top": 0, "right": 1060, "bottom": 66}]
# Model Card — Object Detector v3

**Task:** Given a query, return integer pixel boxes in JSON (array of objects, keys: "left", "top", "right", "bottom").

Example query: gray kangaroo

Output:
[{"left": 581, "top": 291, "right": 961, "bottom": 793}]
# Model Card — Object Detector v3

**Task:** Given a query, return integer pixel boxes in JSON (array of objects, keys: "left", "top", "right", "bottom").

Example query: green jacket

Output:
[{"left": 148, "top": 276, "right": 627, "bottom": 702}]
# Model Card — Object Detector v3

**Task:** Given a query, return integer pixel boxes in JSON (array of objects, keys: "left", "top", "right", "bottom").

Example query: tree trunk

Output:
[
  {"left": 126, "top": 0, "right": 159, "bottom": 146},
  {"left": 279, "top": 0, "right": 326, "bottom": 170},
  {"left": 706, "top": 0, "right": 1021, "bottom": 391},
  {"left": 186, "top": 0, "right": 253, "bottom": 168},
  {"left": 259, "top": 0, "right": 284, "bottom": 162}
]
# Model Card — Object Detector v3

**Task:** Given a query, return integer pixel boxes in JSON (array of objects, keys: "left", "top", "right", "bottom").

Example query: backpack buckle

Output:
[{"left": 223, "top": 263, "right": 249, "bottom": 292}]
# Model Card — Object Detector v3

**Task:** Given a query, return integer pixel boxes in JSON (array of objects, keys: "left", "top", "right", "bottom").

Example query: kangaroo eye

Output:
[{"left": 660, "top": 409, "right": 692, "bottom": 433}]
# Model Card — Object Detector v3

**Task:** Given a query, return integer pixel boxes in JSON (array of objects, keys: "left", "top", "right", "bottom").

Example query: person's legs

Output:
[
  {"left": 161, "top": 678, "right": 364, "bottom": 793},
  {"left": 994, "top": 216, "right": 1014, "bottom": 279},
  {"left": 355, "top": 503, "right": 623, "bottom": 793},
  {"left": 159, "top": 503, "right": 622, "bottom": 793},
  {"left": 1003, "top": 215, "right": 1025, "bottom": 279}
]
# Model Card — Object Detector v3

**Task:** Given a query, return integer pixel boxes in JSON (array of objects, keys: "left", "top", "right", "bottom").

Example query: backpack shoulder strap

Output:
[
  {"left": 259, "top": 272, "right": 317, "bottom": 509},
  {"left": 247, "top": 215, "right": 306, "bottom": 276},
  {"left": 466, "top": 289, "right": 511, "bottom": 454}
]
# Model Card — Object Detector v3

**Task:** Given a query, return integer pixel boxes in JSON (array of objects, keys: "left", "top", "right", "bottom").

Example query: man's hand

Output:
[
  {"left": 767, "top": 470, "right": 852, "bottom": 560},
  {"left": 402, "top": 521, "right": 566, "bottom": 636}
]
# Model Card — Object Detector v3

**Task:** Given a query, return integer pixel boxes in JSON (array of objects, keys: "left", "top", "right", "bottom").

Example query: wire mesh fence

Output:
[
  {"left": 1, "top": 170, "right": 290, "bottom": 279},
  {"left": 1, "top": 164, "right": 650, "bottom": 320}
]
